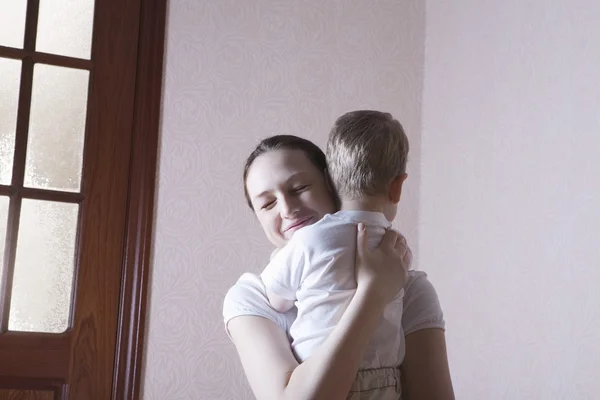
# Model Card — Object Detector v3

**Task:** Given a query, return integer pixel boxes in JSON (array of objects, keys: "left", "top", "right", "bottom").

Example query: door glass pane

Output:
[
  {"left": 0, "top": 1, "right": 27, "bottom": 48},
  {"left": 24, "top": 64, "right": 89, "bottom": 192},
  {"left": 0, "top": 58, "right": 21, "bottom": 185},
  {"left": 0, "top": 196, "right": 8, "bottom": 280},
  {"left": 8, "top": 199, "right": 78, "bottom": 333},
  {"left": 36, "top": 0, "right": 95, "bottom": 59}
]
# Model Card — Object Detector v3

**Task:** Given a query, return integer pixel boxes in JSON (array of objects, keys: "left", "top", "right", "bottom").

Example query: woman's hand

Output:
[{"left": 355, "top": 223, "right": 410, "bottom": 304}]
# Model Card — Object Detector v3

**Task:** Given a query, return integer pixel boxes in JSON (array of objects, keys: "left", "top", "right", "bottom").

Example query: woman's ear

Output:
[{"left": 388, "top": 173, "right": 408, "bottom": 204}]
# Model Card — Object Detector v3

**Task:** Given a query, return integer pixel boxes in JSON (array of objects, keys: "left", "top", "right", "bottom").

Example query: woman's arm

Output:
[
  {"left": 400, "top": 328, "right": 455, "bottom": 400},
  {"left": 228, "top": 224, "right": 409, "bottom": 400},
  {"left": 229, "top": 286, "right": 393, "bottom": 400},
  {"left": 227, "top": 316, "right": 299, "bottom": 399},
  {"left": 399, "top": 272, "right": 455, "bottom": 399}
]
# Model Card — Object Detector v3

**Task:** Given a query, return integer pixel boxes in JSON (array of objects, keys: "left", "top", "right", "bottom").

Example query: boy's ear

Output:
[{"left": 388, "top": 173, "right": 408, "bottom": 203}]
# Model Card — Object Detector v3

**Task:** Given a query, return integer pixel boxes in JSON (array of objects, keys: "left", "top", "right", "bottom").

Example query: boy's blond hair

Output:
[{"left": 326, "top": 110, "right": 409, "bottom": 199}]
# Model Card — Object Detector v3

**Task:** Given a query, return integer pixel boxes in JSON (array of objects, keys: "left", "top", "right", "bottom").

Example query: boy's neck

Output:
[{"left": 340, "top": 197, "right": 395, "bottom": 221}]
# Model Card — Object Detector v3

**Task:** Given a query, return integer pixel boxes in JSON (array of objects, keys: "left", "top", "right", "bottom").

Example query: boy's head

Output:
[{"left": 326, "top": 110, "right": 409, "bottom": 219}]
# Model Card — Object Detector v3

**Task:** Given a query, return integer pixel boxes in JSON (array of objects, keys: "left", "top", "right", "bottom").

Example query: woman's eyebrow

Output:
[{"left": 285, "top": 171, "right": 309, "bottom": 183}]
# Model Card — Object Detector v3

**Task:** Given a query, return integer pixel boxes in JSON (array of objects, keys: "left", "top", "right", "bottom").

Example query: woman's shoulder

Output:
[
  {"left": 223, "top": 272, "right": 295, "bottom": 334},
  {"left": 402, "top": 270, "right": 445, "bottom": 335}
]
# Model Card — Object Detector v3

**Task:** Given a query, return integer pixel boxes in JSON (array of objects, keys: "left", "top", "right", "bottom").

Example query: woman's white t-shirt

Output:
[{"left": 223, "top": 270, "right": 445, "bottom": 365}]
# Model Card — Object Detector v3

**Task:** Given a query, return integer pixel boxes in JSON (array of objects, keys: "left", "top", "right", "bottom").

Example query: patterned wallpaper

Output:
[{"left": 142, "top": 1, "right": 425, "bottom": 399}]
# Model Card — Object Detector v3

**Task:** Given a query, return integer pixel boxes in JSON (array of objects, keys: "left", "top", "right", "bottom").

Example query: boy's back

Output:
[{"left": 261, "top": 210, "right": 404, "bottom": 368}]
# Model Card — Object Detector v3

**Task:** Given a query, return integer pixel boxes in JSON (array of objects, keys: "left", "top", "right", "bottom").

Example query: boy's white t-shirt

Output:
[
  {"left": 260, "top": 210, "right": 405, "bottom": 368},
  {"left": 223, "top": 270, "right": 445, "bottom": 364}
]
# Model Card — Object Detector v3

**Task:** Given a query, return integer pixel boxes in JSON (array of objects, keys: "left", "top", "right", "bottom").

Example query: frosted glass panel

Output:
[
  {"left": 0, "top": 197, "right": 8, "bottom": 280},
  {"left": 0, "top": 59, "right": 21, "bottom": 185},
  {"left": 24, "top": 64, "right": 89, "bottom": 192},
  {"left": 0, "top": 1, "right": 27, "bottom": 48},
  {"left": 36, "top": 0, "right": 95, "bottom": 59},
  {"left": 9, "top": 199, "right": 78, "bottom": 333}
]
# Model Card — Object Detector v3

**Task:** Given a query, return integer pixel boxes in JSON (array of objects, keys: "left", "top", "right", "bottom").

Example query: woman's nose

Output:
[{"left": 280, "top": 196, "right": 299, "bottom": 218}]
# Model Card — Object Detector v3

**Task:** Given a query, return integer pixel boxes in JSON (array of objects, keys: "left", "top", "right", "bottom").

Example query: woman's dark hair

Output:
[{"left": 243, "top": 135, "right": 340, "bottom": 210}]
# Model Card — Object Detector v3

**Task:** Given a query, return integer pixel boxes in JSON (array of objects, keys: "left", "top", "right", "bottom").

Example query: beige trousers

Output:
[{"left": 347, "top": 367, "right": 402, "bottom": 400}]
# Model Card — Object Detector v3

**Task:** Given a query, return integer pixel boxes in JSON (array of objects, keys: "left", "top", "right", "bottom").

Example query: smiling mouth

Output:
[{"left": 285, "top": 217, "right": 313, "bottom": 232}]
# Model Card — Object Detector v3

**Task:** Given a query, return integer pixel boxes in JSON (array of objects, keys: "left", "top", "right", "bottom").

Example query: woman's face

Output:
[{"left": 245, "top": 149, "right": 337, "bottom": 248}]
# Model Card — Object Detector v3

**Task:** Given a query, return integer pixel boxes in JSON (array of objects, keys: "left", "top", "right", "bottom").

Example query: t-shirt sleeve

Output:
[
  {"left": 222, "top": 273, "right": 290, "bottom": 337},
  {"left": 260, "top": 241, "right": 306, "bottom": 301},
  {"left": 402, "top": 271, "right": 445, "bottom": 335}
]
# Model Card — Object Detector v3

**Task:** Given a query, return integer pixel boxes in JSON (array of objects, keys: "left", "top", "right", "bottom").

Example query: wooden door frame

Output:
[{"left": 111, "top": 0, "right": 167, "bottom": 398}]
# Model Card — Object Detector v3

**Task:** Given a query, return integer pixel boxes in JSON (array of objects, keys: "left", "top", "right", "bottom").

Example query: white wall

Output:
[
  {"left": 143, "top": 1, "right": 425, "bottom": 398},
  {"left": 421, "top": 1, "right": 600, "bottom": 398}
]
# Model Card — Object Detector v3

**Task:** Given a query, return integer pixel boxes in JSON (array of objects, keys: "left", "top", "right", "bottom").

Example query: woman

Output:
[{"left": 223, "top": 135, "right": 454, "bottom": 399}]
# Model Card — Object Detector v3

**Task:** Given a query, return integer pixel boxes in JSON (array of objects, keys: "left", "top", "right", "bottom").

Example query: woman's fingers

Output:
[
  {"left": 354, "top": 225, "right": 411, "bottom": 301},
  {"left": 380, "top": 228, "right": 399, "bottom": 250},
  {"left": 394, "top": 233, "right": 408, "bottom": 256},
  {"left": 356, "top": 223, "right": 368, "bottom": 258},
  {"left": 402, "top": 246, "right": 413, "bottom": 270},
  {"left": 395, "top": 233, "right": 407, "bottom": 247}
]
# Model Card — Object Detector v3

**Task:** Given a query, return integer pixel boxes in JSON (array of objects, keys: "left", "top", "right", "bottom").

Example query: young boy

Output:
[{"left": 260, "top": 110, "right": 411, "bottom": 371}]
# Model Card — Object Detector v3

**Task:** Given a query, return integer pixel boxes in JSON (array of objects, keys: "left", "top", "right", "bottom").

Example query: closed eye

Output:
[
  {"left": 261, "top": 200, "right": 276, "bottom": 210},
  {"left": 292, "top": 185, "right": 309, "bottom": 193}
]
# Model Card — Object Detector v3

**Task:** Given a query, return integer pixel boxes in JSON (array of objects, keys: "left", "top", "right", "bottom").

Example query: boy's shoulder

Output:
[
  {"left": 291, "top": 213, "right": 354, "bottom": 250},
  {"left": 295, "top": 211, "right": 390, "bottom": 241},
  {"left": 295, "top": 213, "right": 351, "bottom": 235}
]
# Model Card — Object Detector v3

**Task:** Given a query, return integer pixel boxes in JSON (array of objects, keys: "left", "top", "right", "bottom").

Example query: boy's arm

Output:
[
  {"left": 261, "top": 242, "right": 306, "bottom": 313},
  {"left": 265, "top": 289, "right": 295, "bottom": 313},
  {"left": 266, "top": 247, "right": 293, "bottom": 312}
]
